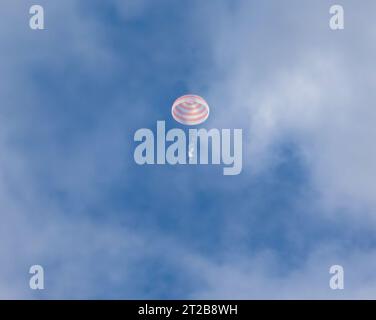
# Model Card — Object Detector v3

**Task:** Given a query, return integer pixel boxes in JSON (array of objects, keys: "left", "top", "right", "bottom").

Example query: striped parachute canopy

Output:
[{"left": 171, "top": 95, "right": 209, "bottom": 126}]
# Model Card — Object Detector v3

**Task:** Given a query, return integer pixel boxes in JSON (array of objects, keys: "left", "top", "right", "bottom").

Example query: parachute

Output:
[{"left": 171, "top": 95, "right": 210, "bottom": 126}]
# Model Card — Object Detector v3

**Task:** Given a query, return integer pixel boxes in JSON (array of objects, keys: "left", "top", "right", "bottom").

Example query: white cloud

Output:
[
  {"left": 0, "top": 0, "right": 151, "bottom": 298},
  {"left": 187, "top": 247, "right": 376, "bottom": 299},
  {"left": 196, "top": 0, "right": 376, "bottom": 218}
]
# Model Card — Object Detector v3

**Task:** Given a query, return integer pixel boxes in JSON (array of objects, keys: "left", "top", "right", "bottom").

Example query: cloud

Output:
[
  {"left": 0, "top": 0, "right": 151, "bottom": 298},
  {"left": 187, "top": 246, "right": 376, "bottom": 299},
  {"left": 194, "top": 0, "right": 376, "bottom": 218}
]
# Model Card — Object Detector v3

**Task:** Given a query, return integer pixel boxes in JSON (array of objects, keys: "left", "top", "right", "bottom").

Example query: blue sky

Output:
[{"left": 1, "top": 0, "right": 376, "bottom": 299}]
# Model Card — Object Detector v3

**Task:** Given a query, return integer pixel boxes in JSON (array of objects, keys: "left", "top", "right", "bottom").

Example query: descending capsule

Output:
[{"left": 171, "top": 95, "right": 209, "bottom": 126}]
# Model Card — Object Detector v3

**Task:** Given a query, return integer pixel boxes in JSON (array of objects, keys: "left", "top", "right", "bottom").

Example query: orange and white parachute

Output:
[{"left": 171, "top": 95, "right": 209, "bottom": 126}]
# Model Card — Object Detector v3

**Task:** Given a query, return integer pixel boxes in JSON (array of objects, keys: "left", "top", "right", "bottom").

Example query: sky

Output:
[{"left": 0, "top": 0, "right": 376, "bottom": 299}]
